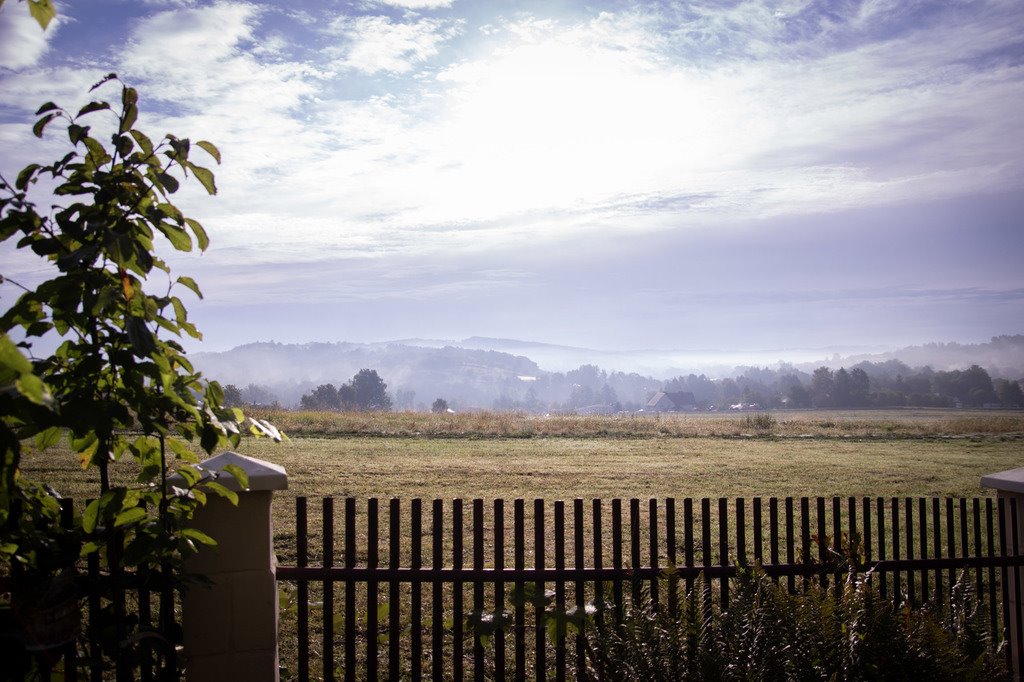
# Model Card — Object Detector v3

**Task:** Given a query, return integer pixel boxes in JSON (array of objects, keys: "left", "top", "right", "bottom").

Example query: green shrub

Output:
[{"left": 583, "top": 570, "right": 1007, "bottom": 681}]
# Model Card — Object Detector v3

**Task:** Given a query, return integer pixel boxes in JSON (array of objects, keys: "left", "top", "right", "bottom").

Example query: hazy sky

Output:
[{"left": 1, "top": 0, "right": 1022, "bottom": 354}]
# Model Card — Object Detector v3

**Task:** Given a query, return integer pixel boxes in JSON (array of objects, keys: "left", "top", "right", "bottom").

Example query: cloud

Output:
[
  {"left": 327, "top": 15, "right": 460, "bottom": 74},
  {"left": 369, "top": 0, "right": 455, "bottom": 8},
  {"left": 0, "top": 4, "right": 56, "bottom": 70}
]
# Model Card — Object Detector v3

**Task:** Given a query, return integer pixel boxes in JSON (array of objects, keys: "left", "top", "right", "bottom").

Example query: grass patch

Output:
[{"left": 248, "top": 408, "right": 1024, "bottom": 440}]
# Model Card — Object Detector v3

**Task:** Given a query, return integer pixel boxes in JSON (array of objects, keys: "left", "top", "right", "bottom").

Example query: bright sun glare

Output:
[{"left": 430, "top": 36, "right": 755, "bottom": 219}]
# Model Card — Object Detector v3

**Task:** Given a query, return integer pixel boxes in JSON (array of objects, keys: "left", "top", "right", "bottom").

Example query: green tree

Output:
[
  {"left": 350, "top": 369, "right": 392, "bottom": 411},
  {"left": 1, "top": 77, "right": 278, "bottom": 674},
  {"left": 300, "top": 383, "right": 341, "bottom": 411},
  {"left": 431, "top": 398, "right": 449, "bottom": 413}
]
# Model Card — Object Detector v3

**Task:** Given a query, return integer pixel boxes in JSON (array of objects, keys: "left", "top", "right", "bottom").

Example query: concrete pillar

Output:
[
  {"left": 177, "top": 452, "right": 288, "bottom": 682},
  {"left": 981, "top": 467, "right": 1024, "bottom": 682}
]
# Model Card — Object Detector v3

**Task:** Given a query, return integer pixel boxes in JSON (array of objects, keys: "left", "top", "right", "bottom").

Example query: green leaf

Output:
[
  {"left": 114, "top": 506, "right": 148, "bottom": 528},
  {"left": 158, "top": 223, "right": 193, "bottom": 252},
  {"left": 15, "top": 164, "right": 41, "bottom": 190},
  {"left": 114, "top": 134, "right": 134, "bottom": 158},
  {"left": 27, "top": 0, "right": 57, "bottom": 30},
  {"left": 77, "top": 101, "right": 110, "bottom": 117},
  {"left": 181, "top": 527, "right": 217, "bottom": 546},
  {"left": 35, "top": 426, "right": 61, "bottom": 451},
  {"left": 34, "top": 101, "right": 60, "bottom": 116},
  {"left": 83, "top": 136, "right": 110, "bottom": 165},
  {"left": 223, "top": 463, "right": 249, "bottom": 491},
  {"left": 167, "top": 437, "right": 198, "bottom": 463},
  {"left": 176, "top": 275, "right": 203, "bottom": 299},
  {"left": 187, "top": 163, "right": 217, "bottom": 195},
  {"left": 175, "top": 466, "right": 201, "bottom": 487},
  {"left": 82, "top": 500, "right": 100, "bottom": 533},
  {"left": 195, "top": 140, "right": 221, "bottom": 164},
  {"left": 120, "top": 102, "right": 138, "bottom": 134},
  {"left": 68, "top": 123, "right": 89, "bottom": 145},
  {"left": 130, "top": 129, "right": 154, "bottom": 156},
  {"left": 33, "top": 112, "right": 60, "bottom": 138},
  {"left": 154, "top": 171, "right": 180, "bottom": 194},
  {"left": 185, "top": 218, "right": 209, "bottom": 251},
  {"left": 203, "top": 481, "right": 238, "bottom": 506},
  {"left": 16, "top": 372, "right": 46, "bottom": 404}
]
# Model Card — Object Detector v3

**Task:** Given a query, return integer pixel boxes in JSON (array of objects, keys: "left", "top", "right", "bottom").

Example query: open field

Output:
[
  {"left": 250, "top": 407, "right": 1024, "bottom": 440},
  {"left": 21, "top": 409, "right": 1024, "bottom": 504},
  {"left": 19, "top": 409, "right": 1024, "bottom": 558}
]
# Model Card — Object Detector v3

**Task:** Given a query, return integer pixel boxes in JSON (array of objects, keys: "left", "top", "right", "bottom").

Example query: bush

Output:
[{"left": 583, "top": 569, "right": 1007, "bottom": 681}]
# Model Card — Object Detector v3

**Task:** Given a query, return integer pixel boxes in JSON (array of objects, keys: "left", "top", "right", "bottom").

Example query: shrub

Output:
[{"left": 583, "top": 570, "right": 1007, "bottom": 681}]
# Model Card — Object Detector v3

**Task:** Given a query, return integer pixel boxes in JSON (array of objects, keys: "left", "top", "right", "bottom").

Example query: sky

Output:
[{"left": 1, "top": 0, "right": 1022, "bottom": 356}]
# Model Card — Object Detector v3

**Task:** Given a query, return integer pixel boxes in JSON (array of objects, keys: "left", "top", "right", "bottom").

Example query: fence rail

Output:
[{"left": 275, "top": 495, "right": 1024, "bottom": 681}]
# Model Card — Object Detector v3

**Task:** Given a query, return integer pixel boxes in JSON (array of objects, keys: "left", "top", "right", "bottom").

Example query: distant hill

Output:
[
  {"left": 834, "top": 335, "right": 1024, "bottom": 378},
  {"left": 191, "top": 335, "right": 1024, "bottom": 409},
  {"left": 191, "top": 341, "right": 545, "bottom": 409}
]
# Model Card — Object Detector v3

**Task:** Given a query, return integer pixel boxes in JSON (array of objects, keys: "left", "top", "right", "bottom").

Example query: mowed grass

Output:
[
  {"left": 21, "top": 409, "right": 1024, "bottom": 506},
  {"left": 18, "top": 409, "right": 1023, "bottom": 565}
]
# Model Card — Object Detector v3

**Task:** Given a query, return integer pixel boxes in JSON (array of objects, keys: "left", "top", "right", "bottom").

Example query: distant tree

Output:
[
  {"left": 848, "top": 368, "right": 870, "bottom": 406},
  {"left": 995, "top": 379, "right": 1024, "bottom": 407},
  {"left": 338, "top": 383, "right": 356, "bottom": 410},
  {"left": 241, "top": 383, "right": 277, "bottom": 406},
  {"left": 222, "top": 383, "right": 243, "bottom": 408},
  {"left": 811, "top": 367, "right": 834, "bottom": 407},
  {"left": 351, "top": 369, "right": 392, "bottom": 411},
  {"left": 300, "top": 383, "right": 341, "bottom": 411},
  {"left": 432, "top": 398, "right": 449, "bottom": 413},
  {"left": 786, "top": 383, "right": 812, "bottom": 408},
  {"left": 600, "top": 383, "right": 621, "bottom": 411},
  {"left": 394, "top": 389, "right": 416, "bottom": 411}
]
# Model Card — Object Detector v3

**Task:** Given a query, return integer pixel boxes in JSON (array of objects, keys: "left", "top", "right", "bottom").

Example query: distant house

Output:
[{"left": 645, "top": 391, "right": 697, "bottom": 412}]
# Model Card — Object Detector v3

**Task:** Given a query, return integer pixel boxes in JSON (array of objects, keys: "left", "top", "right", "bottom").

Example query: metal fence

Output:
[{"left": 275, "top": 495, "right": 1024, "bottom": 681}]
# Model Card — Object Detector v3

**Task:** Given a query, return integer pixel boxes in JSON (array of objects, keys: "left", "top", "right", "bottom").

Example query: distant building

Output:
[{"left": 645, "top": 391, "right": 697, "bottom": 412}]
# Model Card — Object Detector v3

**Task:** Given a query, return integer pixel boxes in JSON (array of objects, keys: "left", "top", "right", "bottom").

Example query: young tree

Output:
[{"left": 1, "top": 77, "right": 278, "bottom": 674}]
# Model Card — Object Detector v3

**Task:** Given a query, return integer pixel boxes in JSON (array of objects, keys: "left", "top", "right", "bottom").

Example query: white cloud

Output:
[
  {"left": 0, "top": 4, "right": 55, "bottom": 70},
  {"left": 369, "top": 0, "right": 455, "bottom": 8},
  {"left": 328, "top": 15, "right": 460, "bottom": 74}
]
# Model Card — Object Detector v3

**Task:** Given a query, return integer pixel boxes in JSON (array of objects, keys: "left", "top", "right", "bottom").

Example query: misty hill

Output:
[
  {"left": 191, "top": 341, "right": 545, "bottom": 409},
  {"left": 836, "top": 335, "right": 1024, "bottom": 379},
  {"left": 191, "top": 335, "right": 1024, "bottom": 410}
]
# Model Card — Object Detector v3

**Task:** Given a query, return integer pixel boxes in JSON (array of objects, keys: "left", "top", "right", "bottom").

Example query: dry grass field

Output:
[{"left": 21, "top": 408, "right": 1024, "bottom": 557}]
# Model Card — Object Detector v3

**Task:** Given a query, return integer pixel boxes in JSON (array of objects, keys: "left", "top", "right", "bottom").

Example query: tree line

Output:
[
  {"left": 664, "top": 361, "right": 1023, "bottom": 410},
  {"left": 295, "top": 369, "right": 393, "bottom": 411},
  {"left": 222, "top": 359, "right": 1023, "bottom": 413}
]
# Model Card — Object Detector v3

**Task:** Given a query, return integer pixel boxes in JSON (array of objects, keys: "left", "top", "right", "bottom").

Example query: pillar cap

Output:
[
  {"left": 171, "top": 451, "right": 288, "bottom": 492},
  {"left": 981, "top": 467, "right": 1024, "bottom": 494}
]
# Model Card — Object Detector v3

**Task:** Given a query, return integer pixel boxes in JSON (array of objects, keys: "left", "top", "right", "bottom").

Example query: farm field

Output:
[
  {"left": 23, "top": 409, "right": 1024, "bottom": 505},
  {"left": 22, "top": 409, "right": 1024, "bottom": 548}
]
